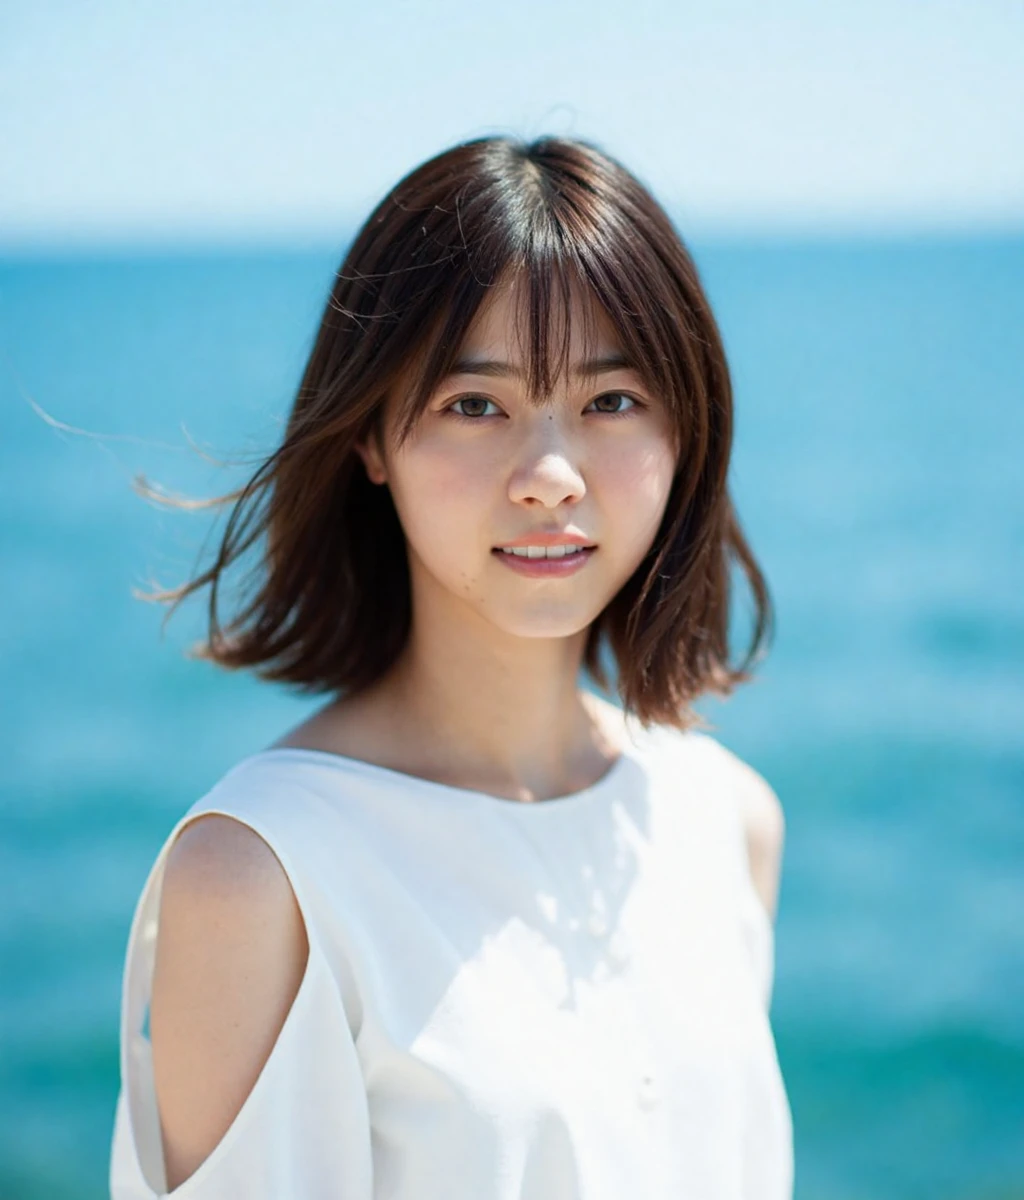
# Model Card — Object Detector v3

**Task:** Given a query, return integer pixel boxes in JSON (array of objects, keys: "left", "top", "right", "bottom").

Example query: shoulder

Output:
[
  {"left": 721, "top": 741, "right": 786, "bottom": 924},
  {"left": 681, "top": 730, "right": 787, "bottom": 923},
  {"left": 734, "top": 758, "right": 785, "bottom": 920},
  {"left": 706, "top": 737, "right": 785, "bottom": 846},
  {"left": 151, "top": 813, "right": 310, "bottom": 1190},
  {"left": 155, "top": 813, "right": 313, "bottom": 958},
  {"left": 161, "top": 810, "right": 306, "bottom": 906}
]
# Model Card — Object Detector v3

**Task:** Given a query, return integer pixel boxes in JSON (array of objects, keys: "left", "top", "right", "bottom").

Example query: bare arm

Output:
[{"left": 150, "top": 814, "right": 310, "bottom": 1192}]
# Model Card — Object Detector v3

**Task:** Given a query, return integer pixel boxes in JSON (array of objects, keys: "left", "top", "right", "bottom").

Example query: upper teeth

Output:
[{"left": 500, "top": 545, "right": 586, "bottom": 558}]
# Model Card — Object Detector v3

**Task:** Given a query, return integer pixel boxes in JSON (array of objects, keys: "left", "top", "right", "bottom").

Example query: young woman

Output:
[{"left": 110, "top": 134, "right": 793, "bottom": 1199}]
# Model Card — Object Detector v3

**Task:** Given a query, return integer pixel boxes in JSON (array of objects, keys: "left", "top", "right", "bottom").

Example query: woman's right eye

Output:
[{"left": 448, "top": 396, "right": 500, "bottom": 419}]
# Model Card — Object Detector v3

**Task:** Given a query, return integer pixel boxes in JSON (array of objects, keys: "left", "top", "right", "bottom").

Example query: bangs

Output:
[{"left": 386, "top": 152, "right": 688, "bottom": 450}]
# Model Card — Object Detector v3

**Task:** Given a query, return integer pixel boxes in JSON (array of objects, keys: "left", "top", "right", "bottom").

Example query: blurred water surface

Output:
[{"left": 1, "top": 233, "right": 1021, "bottom": 1200}]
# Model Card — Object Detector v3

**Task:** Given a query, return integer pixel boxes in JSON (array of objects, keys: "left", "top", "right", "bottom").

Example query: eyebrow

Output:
[{"left": 445, "top": 353, "right": 635, "bottom": 381}]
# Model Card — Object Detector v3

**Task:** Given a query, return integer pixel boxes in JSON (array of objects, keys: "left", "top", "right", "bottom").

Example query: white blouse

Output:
[{"left": 110, "top": 714, "right": 794, "bottom": 1199}]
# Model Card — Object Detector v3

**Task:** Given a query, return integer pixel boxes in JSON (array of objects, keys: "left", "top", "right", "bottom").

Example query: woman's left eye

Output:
[{"left": 586, "top": 392, "right": 637, "bottom": 415}]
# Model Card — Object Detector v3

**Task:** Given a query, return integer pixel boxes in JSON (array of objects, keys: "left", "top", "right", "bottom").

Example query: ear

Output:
[{"left": 354, "top": 430, "right": 387, "bottom": 485}]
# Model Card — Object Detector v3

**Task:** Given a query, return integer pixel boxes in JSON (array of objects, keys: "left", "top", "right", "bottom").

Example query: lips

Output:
[
  {"left": 491, "top": 544, "right": 597, "bottom": 576},
  {"left": 495, "top": 544, "right": 592, "bottom": 559}
]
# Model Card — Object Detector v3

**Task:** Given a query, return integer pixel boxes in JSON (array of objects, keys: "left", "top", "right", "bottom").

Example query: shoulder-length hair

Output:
[{"left": 138, "top": 134, "right": 774, "bottom": 731}]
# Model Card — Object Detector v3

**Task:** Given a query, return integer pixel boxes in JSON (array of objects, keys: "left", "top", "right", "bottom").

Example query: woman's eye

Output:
[
  {"left": 449, "top": 396, "right": 500, "bottom": 418},
  {"left": 587, "top": 392, "right": 637, "bottom": 415},
  {"left": 446, "top": 392, "right": 639, "bottom": 420}
]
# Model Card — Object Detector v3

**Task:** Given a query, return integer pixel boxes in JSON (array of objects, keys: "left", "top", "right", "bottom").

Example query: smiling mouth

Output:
[{"left": 493, "top": 545, "right": 597, "bottom": 559}]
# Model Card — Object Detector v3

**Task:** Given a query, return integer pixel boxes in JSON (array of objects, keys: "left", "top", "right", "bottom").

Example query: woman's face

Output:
[{"left": 358, "top": 278, "right": 678, "bottom": 642}]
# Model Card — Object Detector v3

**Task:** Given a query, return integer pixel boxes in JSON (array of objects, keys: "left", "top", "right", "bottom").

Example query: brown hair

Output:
[{"left": 137, "top": 134, "right": 774, "bottom": 731}]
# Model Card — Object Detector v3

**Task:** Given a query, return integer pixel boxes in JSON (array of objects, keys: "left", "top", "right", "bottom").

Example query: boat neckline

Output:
[{"left": 238, "top": 736, "right": 640, "bottom": 811}]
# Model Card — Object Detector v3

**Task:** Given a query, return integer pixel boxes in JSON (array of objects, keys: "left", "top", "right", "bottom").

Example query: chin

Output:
[{"left": 490, "top": 603, "right": 605, "bottom": 641}]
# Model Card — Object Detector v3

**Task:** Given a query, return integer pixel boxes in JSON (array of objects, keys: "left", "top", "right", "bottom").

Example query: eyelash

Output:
[{"left": 444, "top": 392, "right": 642, "bottom": 422}]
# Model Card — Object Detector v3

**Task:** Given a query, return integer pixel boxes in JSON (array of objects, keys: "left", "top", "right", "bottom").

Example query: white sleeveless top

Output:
[{"left": 109, "top": 716, "right": 794, "bottom": 1199}]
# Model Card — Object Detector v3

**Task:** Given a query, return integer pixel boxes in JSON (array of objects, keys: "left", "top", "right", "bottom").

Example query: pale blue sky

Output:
[{"left": 2, "top": 0, "right": 1022, "bottom": 250}]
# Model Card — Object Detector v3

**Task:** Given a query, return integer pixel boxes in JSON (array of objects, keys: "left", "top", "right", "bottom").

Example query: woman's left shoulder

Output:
[
  {"left": 696, "top": 732, "right": 784, "bottom": 838},
  {"left": 715, "top": 737, "right": 785, "bottom": 923},
  {"left": 664, "top": 727, "right": 787, "bottom": 921}
]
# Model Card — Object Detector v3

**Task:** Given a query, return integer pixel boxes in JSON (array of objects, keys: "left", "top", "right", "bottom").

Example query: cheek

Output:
[
  {"left": 398, "top": 435, "right": 496, "bottom": 505},
  {"left": 597, "top": 439, "right": 676, "bottom": 533},
  {"left": 388, "top": 445, "right": 494, "bottom": 564}
]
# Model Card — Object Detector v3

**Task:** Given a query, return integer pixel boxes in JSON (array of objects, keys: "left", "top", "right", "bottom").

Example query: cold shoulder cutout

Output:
[
  {"left": 150, "top": 814, "right": 312, "bottom": 1191},
  {"left": 110, "top": 715, "right": 793, "bottom": 1199},
  {"left": 110, "top": 802, "right": 372, "bottom": 1199}
]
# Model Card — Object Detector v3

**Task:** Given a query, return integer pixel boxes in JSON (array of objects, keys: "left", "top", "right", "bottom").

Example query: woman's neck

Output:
[
  {"left": 289, "top": 609, "right": 622, "bottom": 803},
  {"left": 386, "top": 628, "right": 603, "bottom": 801}
]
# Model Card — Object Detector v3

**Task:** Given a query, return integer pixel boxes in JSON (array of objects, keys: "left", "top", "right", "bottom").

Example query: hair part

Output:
[{"left": 136, "top": 133, "right": 774, "bottom": 730}]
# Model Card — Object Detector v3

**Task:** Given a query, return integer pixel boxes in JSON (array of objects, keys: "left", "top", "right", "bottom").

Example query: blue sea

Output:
[{"left": 1, "top": 233, "right": 1021, "bottom": 1200}]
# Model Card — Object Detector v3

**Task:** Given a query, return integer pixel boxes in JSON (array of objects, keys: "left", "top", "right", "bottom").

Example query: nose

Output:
[{"left": 506, "top": 418, "right": 586, "bottom": 509}]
